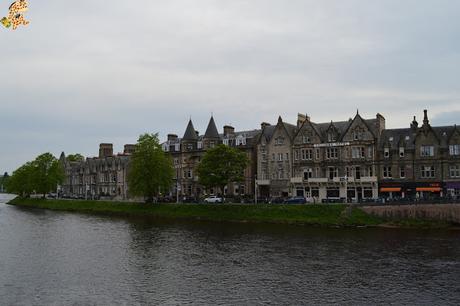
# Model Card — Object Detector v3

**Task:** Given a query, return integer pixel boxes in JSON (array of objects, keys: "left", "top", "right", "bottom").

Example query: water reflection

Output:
[{"left": 0, "top": 197, "right": 459, "bottom": 305}]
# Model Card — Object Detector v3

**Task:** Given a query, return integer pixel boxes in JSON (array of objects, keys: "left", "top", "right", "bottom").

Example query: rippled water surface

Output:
[{"left": 1, "top": 194, "right": 460, "bottom": 305}]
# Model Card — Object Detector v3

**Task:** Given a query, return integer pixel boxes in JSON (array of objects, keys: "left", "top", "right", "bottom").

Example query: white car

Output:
[{"left": 203, "top": 195, "right": 223, "bottom": 203}]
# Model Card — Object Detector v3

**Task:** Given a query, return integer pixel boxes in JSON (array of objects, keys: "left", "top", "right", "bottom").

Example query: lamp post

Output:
[{"left": 254, "top": 174, "right": 258, "bottom": 204}]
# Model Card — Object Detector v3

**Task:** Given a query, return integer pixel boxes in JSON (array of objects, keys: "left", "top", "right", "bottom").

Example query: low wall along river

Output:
[{"left": 362, "top": 204, "right": 460, "bottom": 224}]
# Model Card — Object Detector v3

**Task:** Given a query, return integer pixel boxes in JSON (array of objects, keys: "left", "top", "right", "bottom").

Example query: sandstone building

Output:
[{"left": 61, "top": 110, "right": 460, "bottom": 202}]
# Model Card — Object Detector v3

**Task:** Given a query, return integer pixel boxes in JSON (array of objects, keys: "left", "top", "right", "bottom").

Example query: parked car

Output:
[
  {"left": 283, "top": 196, "right": 306, "bottom": 204},
  {"left": 203, "top": 195, "right": 223, "bottom": 203},
  {"left": 268, "top": 197, "right": 285, "bottom": 204}
]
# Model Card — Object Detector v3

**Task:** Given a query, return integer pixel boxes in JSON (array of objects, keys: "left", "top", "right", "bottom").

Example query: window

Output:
[
  {"left": 389, "top": 137, "right": 394, "bottom": 142},
  {"left": 278, "top": 153, "right": 283, "bottom": 161},
  {"left": 384, "top": 148, "right": 390, "bottom": 158},
  {"left": 187, "top": 144, "right": 193, "bottom": 151},
  {"left": 301, "top": 149, "right": 313, "bottom": 160},
  {"left": 326, "top": 148, "right": 338, "bottom": 159},
  {"left": 421, "top": 145, "right": 434, "bottom": 157},
  {"left": 400, "top": 166, "right": 405, "bottom": 178},
  {"left": 272, "top": 154, "right": 275, "bottom": 161},
  {"left": 184, "top": 169, "right": 193, "bottom": 179},
  {"left": 175, "top": 144, "right": 180, "bottom": 151},
  {"left": 368, "top": 146, "right": 373, "bottom": 158},
  {"left": 367, "top": 166, "right": 373, "bottom": 177},
  {"left": 345, "top": 167, "right": 350, "bottom": 177},
  {"left": 303, "top": 135, "right": 310, "bottom": 143},
  {"left": 285, "top": 153, "right": 289, "bottom": 161},
  {"left": 450, "top": 145, "right": 460, "bottom": 156},
  {"left": 223, "top": 138, "right": 229, "bottom": 146},
  {"left": 399, "top": 147, "right": 405, "bottom": 158},
  {"left": 421, "top": 166, "right": 435, "bottom": 178},
  {"left": 294, "top": 150, "right": 299, "bottom": 160},
  {"left": 355, "top": 167, "right": 361, "bottom": 179},
  {"left": 450, "top": 165, "right": 460, "bottom": 178},
  {"left": 383, "top": 166, "right": 392, "bottom": 178},
  {"left": 328, "top": 167, "right": 338, "bottom": 179},
  {"left": 303, "top": 168, "right": 313, "bottom": 180},
  {"left": 328, "top": 133, "right": 336, "bottom": 142},
  {"left": 275, "top": 137, "right": 284, "bottom": 145},
  {"left": 352, "top": 147, "right": 365, "bottom": 159},
  {"left": 236, "top": 136, "right": 246, "bottom": 146},
  {"left": 315, "top": 149, "right": 320, "bottom": 160}
]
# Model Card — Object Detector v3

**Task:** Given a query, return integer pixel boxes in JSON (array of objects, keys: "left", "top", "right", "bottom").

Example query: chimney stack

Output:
[
  {"left": 167, "top": 134, "right": 178, "bottom": 141},
  {"left": 261, "top": 122, "right": 271, "bottom": 130},
  {"left": 223, "top": 125, "right": 235, "bottom": 136},
  {"left": 99, "top": 143, "right": 113, "bottom": 158},
  {"left": 123, "top": 144, "right": 136, "bottom": 155}
]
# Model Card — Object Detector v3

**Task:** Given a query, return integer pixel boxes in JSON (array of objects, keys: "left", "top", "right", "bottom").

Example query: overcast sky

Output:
[{"left": 1, "top": 0, "right": 460, "bottom": 173}]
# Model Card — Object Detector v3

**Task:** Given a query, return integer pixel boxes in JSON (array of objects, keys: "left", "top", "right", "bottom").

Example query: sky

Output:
[{"left": 1, "top": 0, "right": 460, "bottom": 173}]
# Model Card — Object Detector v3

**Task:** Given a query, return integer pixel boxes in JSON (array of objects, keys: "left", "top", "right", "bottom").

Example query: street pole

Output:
[{"left": 254, "top": 174, "right": 257, "bottom": 205}]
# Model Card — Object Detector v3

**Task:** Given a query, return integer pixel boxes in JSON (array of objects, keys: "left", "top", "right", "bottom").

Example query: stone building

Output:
[
  {"left": 162, "top": 116, "right": 259, "bottom": 199},
  {"left": 378, "top": 110, "right": 460, "bottom": 200},
  {"left": 60, "top": 143, "right": 133, "bottom": 200},
  {"left": 256, "top": 112, "right": 383, "bottom": 202}
]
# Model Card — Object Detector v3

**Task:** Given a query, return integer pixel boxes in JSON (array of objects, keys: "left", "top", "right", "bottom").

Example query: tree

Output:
[
  {"left": 127, "top": 133, "right": 174, "bottom": 203},
  {"left": 6, "top": 162, "right": 35, "bottom": 197},
  {"left": 32, "top": 153, "right": 65, "bottom": 198},
  {"left": 6, "top": 153, "right": 64, "bottom": 198},
  {"left": 67, "top": 154, "right": 84, "bottom": 162},
  {"left": 197, "top": 144, "right": 249, "bottom": 195}
]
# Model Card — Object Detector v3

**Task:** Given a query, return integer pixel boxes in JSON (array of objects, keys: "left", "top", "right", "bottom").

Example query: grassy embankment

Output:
[{"left": 7, "top": 197, "right": 454, "bottom": 228}]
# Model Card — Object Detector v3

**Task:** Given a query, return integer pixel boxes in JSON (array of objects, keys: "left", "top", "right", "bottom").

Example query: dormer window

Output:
[
  {"left": 399, "top": 147, "right": 405, "bottom": 158},
  {"left": 327, "top": 133, "right": 336, "bottom": 142},
  {"left": 389, "top": 137, "right": 394, "bottom": 142},
  {"left": 384, "top": 148, "right": 390, "bottom": 158},
  {"left": 405, "top": 136, "right": 410, "bottom": 141},
  {"left": 303, "top": 135, "right": 310, "bottom": 144},
  {"left": 236, "top": 136, "right": 246, "bottom": 146},
  {"left": 197, "top": 141, "right": 203, "bottom": 149}
]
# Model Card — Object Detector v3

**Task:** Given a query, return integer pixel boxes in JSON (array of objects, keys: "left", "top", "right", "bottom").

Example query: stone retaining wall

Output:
[{"left": 361, "top": 204, "right": 460, "bottom": 224}]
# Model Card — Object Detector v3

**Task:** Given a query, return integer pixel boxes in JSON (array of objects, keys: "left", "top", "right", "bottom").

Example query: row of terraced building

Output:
[{"left": 61, "top": 109, "right": 460, "bottom": 202}]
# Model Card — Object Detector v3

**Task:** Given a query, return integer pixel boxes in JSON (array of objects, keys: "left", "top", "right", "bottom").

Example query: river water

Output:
[{"left": 1, "top": 194, "right": 460, "bottom": 305}]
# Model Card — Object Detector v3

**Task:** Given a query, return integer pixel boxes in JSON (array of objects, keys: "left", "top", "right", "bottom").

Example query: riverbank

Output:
[{"left": 7, "top": 197, "right": 455, "bottom": 228}]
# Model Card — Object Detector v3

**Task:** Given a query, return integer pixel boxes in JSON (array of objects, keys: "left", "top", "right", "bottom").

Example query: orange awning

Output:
[
  {"left": 380, "top": 187, "right": 401, "bottom": 192},
  {"left": 416, "top": 187, "right": 441, "bottom": 192}
]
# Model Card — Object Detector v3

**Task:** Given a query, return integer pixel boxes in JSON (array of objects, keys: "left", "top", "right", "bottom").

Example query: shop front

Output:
[
  {"left": 379, "top": 182, "right": 443, "bottom": 199},
  {"left": 445, "top": 182, "right": 460, "bottom": 199}
]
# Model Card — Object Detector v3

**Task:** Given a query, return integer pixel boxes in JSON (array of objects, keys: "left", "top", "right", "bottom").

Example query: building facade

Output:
[
  {"left": 60, "top": 143, "right": 133, "bottom": 200},
  {"left": 377, "top": 110, "right": 460, "bottom": 200},
  {"left": 61, "top": 109, "right": 460, "bottom": 202},
  {"left": 162, "top": 116, "right": 259, "bottom": 200}
]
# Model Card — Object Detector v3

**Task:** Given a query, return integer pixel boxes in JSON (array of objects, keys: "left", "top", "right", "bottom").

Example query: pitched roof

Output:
[
  {"left": 183, "top": 119, "right": 198, "bottom": 140},
  {"left": 204, "top": 116, "right": 219, "bottom": 139}
]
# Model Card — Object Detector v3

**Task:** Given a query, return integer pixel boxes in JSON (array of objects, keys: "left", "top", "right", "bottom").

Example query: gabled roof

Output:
[
  {"left": 183, "top": 119, "right": 198, "bottom": 140},
  {"left": 204, "top": 116, "right": 219, "bottom": 139}
]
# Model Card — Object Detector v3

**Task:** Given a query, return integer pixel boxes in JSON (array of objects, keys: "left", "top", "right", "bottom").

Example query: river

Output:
[{"left": 1, "top": 194, "right": 460, "bottom": 305}]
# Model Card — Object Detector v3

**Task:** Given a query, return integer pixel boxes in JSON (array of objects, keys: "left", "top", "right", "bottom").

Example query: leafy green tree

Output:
[
  {"left": 67, "top": 154, "right": 84, "bottom": 162},
  {"left": 7, "top": 153, "right": 64, "bottom": 198},
  {"left": 197, "top": 144, "right": 249, "bottom": 195},
  {"left": 127, "top": 133, "right": 174, "bottom": 203},
  {"left": 32, "top": 153, "right": 65, "bottom": 198},
  {"left": 6, "top": 162, "right": 35, "bottom": 197}
]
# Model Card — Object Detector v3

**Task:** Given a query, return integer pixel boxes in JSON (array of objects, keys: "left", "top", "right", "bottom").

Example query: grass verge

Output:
[{"left": 7, "top": 197, "right": 454, "bottom": 228}]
